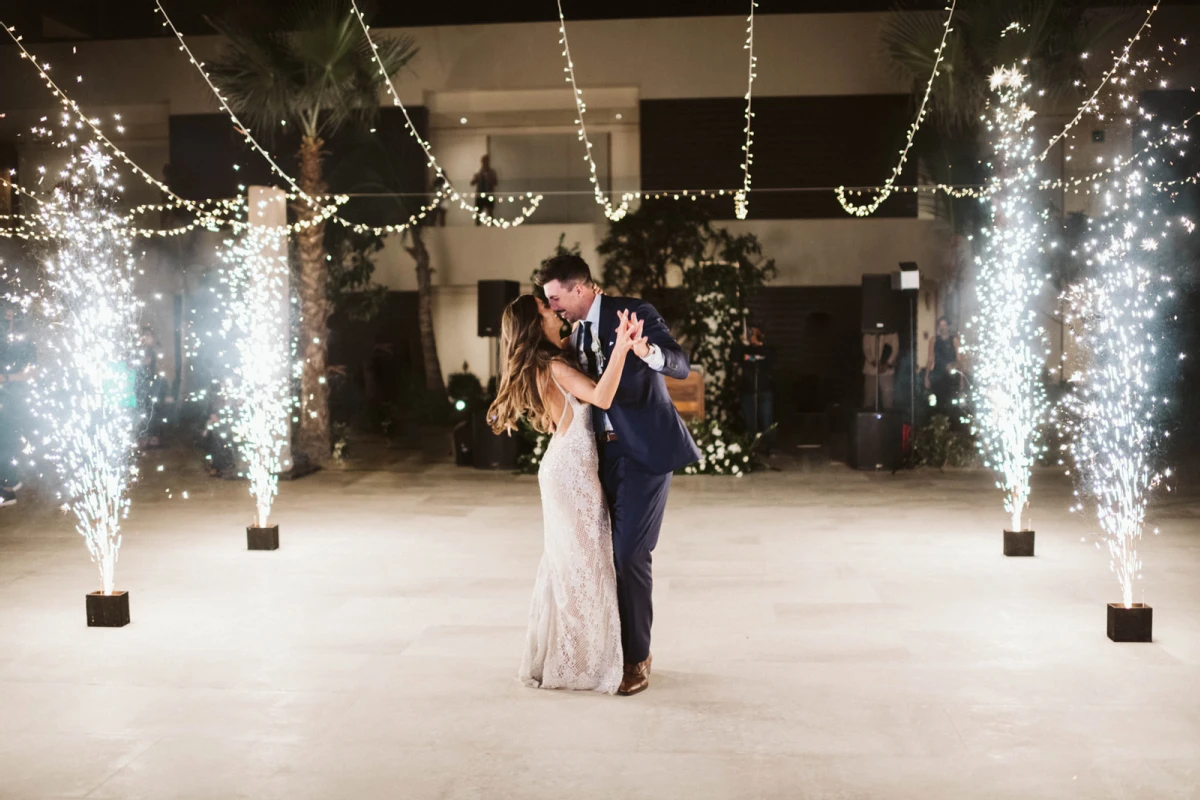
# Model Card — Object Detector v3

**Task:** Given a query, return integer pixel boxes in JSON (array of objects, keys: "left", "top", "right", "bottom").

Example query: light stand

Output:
[{"left": 892, "top": 263, "right": 920, "bottom": 473}]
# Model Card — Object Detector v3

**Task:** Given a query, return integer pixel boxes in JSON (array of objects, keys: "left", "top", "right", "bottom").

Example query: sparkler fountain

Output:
[
  {"left": 1062, "top": 163, "right": 1182, "bottom": 642},
  {"left": 207, "top": 188, "right": 297, "bottom": 550},
  {"left": 17, "top": 144, "right": 143, "bottom": 626},
  {"left": 965, "top": 66, "right": 1052, "bottom": 557}
]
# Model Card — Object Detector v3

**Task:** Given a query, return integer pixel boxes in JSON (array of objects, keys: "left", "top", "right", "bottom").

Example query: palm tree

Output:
[
  {"left": 402, "top": 225, "right": 445, "bottom": 396},
  {"left": 207, "top": 0, "right": 417, "bottom": 464}
]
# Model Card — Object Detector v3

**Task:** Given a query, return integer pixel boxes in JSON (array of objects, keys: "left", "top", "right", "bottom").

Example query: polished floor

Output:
[{"left": 1, "top": 458, "right": 1198, "bottom": 799}]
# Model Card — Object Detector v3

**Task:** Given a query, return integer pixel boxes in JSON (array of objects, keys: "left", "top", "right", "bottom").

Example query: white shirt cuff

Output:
[{"left": 641, "top": 343, "right": 665, "bottom": 372}]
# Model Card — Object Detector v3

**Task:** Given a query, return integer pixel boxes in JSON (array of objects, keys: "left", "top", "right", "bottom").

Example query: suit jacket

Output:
[{"left": 593, "top": 295, "right": 701, "bottom": 475}]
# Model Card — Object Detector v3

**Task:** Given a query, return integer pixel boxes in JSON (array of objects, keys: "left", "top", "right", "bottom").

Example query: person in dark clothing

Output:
[
  {"left": 430, "top": 174, "right": 448, "bottom": 227},
  {"left": 924, "top": 316, "right": 963, "bottom": 419},
  {"left": 470, "top": 154, "right": 498, "bottom": 225},
  {"left": 737, "top": 326, "right": 775, "bottom": 449},
  {"left": 199, "top": 392, "right": 237, "bottom": 478},
  {"left": 0, "top": 307, "right": 35, "bottom": 506}
]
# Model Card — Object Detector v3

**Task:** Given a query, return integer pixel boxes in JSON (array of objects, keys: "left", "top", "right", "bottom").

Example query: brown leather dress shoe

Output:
[{"left": 617, "top": 654, "right": 652, "bottom": 696}]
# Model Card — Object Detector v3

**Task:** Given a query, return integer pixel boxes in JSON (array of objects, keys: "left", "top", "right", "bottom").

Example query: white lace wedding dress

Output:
[{"left": 518, "top": 376, "right": 624, "bottom": 693}]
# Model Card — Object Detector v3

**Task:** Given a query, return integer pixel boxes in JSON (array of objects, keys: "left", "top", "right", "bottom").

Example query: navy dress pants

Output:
[{"left": 599, "top": 437, "right": 671, "bottom": 665}]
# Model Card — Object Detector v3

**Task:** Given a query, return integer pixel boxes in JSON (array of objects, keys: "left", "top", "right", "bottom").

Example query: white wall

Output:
[{"left": 0, "top": 14, "right": 913, "bottom": 122}]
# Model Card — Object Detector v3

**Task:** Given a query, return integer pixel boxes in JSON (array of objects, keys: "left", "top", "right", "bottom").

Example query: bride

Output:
[{"left": 488, "top": 294, "right": 645, "bottom": 693}]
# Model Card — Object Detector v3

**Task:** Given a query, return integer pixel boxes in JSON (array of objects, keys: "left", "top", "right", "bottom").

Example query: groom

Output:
[{"left": 538, "top": 255, "right": 700, "bottom": 696}]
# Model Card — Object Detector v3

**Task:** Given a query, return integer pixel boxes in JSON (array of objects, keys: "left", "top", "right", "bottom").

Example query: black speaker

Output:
[
  {"left": 861, "top": 274, "right": 901, "bottom": 333},
  {"left": 453, "top": 420, "right": 473, "bottom": 467},
  {"left": 471, "top": 411, "right": 520, "bottom": 470},
  {"left": 478, "top": 280, "right": 520, "bottom": 337},
  {"left": 849, "top": 410, "right": 902, "bottom": 470}
]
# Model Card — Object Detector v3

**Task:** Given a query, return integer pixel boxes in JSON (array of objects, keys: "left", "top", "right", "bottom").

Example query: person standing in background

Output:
[
  {"left": 863, "top": 329, "right": 900, "bottom": 409},
  {"left": 430, "top": 174, "right": 448, "bottom": 227},
  {"left": 0, "top": 306, "right": 35, "bottom": 506},
  {"left": 737, "top": 326, "right": 775, "bottom": 450},
  {"left": 924, "top": 317, "right": 962, "bottom": 419},
  {"left": 470, "top": 155, "right": 498, "bottom": 225}
]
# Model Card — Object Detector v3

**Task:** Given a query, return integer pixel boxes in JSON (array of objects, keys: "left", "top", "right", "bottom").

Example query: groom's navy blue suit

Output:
[{"left": 582, "top": 295, "right": 700, "bottom": 665}]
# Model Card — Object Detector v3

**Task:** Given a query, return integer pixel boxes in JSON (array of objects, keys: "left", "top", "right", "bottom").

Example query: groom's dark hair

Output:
[{"left": 536, "top": 254, "right": 592, "bottom": 288}]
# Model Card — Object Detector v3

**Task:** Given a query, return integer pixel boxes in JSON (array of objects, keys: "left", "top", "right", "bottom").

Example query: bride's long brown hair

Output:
[{"left": 488, "top": 294, "right": 571, "bottom": 435}]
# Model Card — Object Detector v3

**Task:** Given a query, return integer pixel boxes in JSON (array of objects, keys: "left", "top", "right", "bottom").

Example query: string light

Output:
[
  {"left": 555, "top": 0, "right": 634, "bottom": 221},
  {"left": 151, "top": 1, "right": 340, "bottom": 224},
  {"left": 1, "top": 22, "right": 203, "bottom": 214},
  {"left": 965, "top": 66, "right": 1052, "bottom": 534},
  {"left": 3, "top": 144, "right": 143, "bottom": 595},
  {"left": 0, "top": 185, "right": 352, "bottom": 240},
  {"left": 734, "top": 0, "right": 758, "bottom": 220},
  {"left": 1037, "top": 1, "right": 1162, "bottom": 162},
  {"left": 836, "top": 0, "right": 956, "bottom": 217},
  {"left": 4, "top": 6, "right": 1195, "bottom": 232},
  {"left": 348, "top": 0, "right": 543, "bottom": 229}
]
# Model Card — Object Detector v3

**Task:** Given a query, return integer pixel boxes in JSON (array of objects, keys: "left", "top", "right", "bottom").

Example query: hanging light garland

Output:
[
  {"left": 734, "top": 0, "right": 759, "bottom": 220},
  {"left": 1, "top": 22, "right": 205, "bottom": 216},
  {"left": 154, "top": 0, "right": 542, "bottom": 234},
  {"left": 836, "top": 0, "right": 956, "bottom": 217},
  {"left": 555, "top": 0, "right": 634, "bottom": 221},
  {"left": 1038, "top": 1, "right": 1162, "bottom": 162},
  {"left": 5, "top": 7, "right": 1196, "bottom": 234},
  {"left": 347, "top": 0, "right": 543, "bottom": 229}
]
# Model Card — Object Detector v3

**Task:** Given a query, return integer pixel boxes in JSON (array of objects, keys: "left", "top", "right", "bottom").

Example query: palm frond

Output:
[
  {"left": 880, "top": 8, "right": 981, "bottom": 133},
  {"left": 208, "top": 0, "right": 418, "bottom": 142},
  {"left": 206, "top": 19, "right": 301, "bottom": 143}
]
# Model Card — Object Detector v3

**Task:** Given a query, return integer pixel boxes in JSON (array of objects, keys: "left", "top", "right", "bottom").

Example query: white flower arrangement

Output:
[
  {"left": 681, "top": 419, "right": 756, "bottom": 477},
  {"left": 519, "top": 426, "right": 552, "bottom": 474}
]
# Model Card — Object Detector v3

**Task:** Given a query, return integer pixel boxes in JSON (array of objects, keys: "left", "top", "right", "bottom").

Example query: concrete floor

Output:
[{"left": 1, "top": 454, "right": 1199, "bottom": 799}]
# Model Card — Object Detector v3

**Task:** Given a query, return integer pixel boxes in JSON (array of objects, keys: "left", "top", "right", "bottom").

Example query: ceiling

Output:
[{"left": 0, "top": 0, "right": 1033, "bottom": 42}]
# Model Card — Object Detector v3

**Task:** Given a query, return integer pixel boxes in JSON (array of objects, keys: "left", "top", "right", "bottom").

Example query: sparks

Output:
[
  {"left": 198, "top": 205, "right": 298, "bottom": 529},
  {"left": 1062, "top": 167, "right": 1178, "bottom": 609},
  {"left": 966, "top": 66, "right": 1051, "bottom": 533},
  {"left": 10, "top": 146, "right": 143, "bottom": 595}
]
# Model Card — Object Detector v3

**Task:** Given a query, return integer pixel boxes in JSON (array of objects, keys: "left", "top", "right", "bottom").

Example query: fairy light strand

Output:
[
  {"left": 0, "top": 21, "right": 201, "bottom": 214},
  {"left": 1038, "top": 1, "right": 1162, "bottom": 162},
  {"left": 555, "top": 0, "right": 634, "bottom": 221},
  {"left": 734, "top": 0, "right": 758, "bottom": 220},
  {"left": 836, "top": 0, "right": 956, "bottom": 217},
  {"left": 346, "top": 0, "right": 542, "bottom": 229}
]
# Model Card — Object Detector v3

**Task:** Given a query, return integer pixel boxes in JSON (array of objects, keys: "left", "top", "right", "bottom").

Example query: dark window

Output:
[
  {"left": 168, "top": 107, "right": 430, "bottom": 220},
  {"left": 640, "top": 95, "right": 918, "bottom": 219}
]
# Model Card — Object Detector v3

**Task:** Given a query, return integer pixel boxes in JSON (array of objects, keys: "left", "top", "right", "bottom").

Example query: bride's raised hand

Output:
[{"left": 614, "top": 310, "right": 638, "bottom": 353}]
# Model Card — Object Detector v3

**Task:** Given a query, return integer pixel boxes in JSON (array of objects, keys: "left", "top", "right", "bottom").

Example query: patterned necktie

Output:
[{"left": 580, "top": 321, "right": 598, "bottom": 379}]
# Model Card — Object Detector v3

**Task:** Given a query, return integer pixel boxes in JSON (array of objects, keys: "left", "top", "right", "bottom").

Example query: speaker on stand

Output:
[
  {"left": 472, "top": 280, "right": 521, "bottom": 470},
  {"left": 852, "top": 274, "right": 903, "bottom": 470},
  {"left": 892, "top": 263, "right": 921, "bottom": 469}
]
